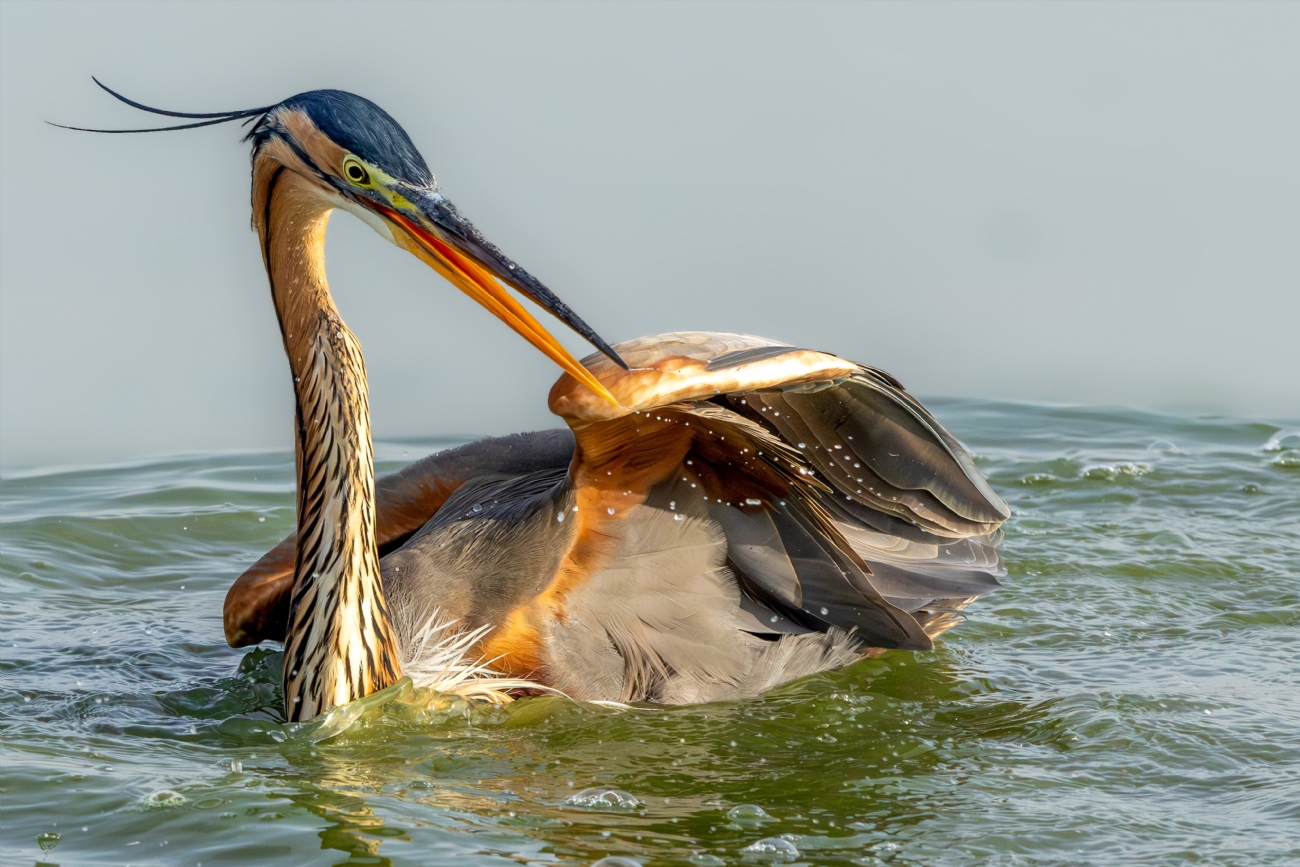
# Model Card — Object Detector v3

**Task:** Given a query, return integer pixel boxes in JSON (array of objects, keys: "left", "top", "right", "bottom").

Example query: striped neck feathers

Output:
[{"left": 254, "top": 160, "right": 403, "bottom": 722}]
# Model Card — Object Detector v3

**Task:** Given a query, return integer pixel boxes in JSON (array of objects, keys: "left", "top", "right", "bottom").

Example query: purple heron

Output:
[{"left": 69, "top": 83, "right": 1008, "bottom": 722}]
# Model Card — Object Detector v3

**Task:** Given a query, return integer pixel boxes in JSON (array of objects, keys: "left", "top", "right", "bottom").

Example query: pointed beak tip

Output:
[{"left": 584, "top": 377, "right": 623, "bottom": 408}]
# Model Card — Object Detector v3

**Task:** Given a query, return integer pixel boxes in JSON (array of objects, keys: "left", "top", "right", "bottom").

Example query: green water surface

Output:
[{"left": 3, "top": 401, "right": 1299, "bottom": 866}]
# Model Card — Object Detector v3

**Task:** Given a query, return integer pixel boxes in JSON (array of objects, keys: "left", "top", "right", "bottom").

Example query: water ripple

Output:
[{"left": 2, "top": 406, "right": 1298, "bottom": 865}]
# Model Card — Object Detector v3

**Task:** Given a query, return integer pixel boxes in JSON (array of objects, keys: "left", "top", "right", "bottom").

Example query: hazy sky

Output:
[{"left": 1, "top": 1, "right": 1296, "bottom": 469}]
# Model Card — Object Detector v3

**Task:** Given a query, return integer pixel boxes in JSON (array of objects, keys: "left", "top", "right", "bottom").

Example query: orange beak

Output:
[{"left": 373, "top": 202, "right": 622, "bottom": 407}]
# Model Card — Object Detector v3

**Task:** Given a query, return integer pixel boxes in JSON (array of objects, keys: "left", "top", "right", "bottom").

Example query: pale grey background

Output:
[{"left": 2, "top": 0, "right": 1297, "bottom": 470}]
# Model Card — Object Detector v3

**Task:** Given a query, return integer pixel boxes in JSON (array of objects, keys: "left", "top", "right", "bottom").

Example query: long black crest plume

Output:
[{"left": 50, "top": 77, "right": 275, "bottom": 134}]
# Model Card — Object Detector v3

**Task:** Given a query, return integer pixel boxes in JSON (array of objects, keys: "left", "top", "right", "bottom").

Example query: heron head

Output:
[{"left": 60, "top": 81, "right": 626, "bottom": 399}]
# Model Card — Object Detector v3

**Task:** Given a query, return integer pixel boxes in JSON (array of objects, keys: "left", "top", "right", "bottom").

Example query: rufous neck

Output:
[
  {"left": 254, "top": 161, "right": 403, "bottom": 721},
  {"left": 254, "top": 167, "right": 340, "bottom": 376}
]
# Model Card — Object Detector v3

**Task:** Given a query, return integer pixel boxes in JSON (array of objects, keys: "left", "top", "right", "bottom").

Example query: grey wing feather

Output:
[
  {"left": 381, "top": 467, "right": 575, "bottom": 655},
  {"left": 547, "top": 485, "right": 866, "bottom": 704},
  {"left": 683, "top": 382, "right": 1007, "bottom": 648},
  {"left": 706, "top": 498, "right": 933, "bottom": 650},
  {"left": 372, "top": 427, "right": 575, "bottom": 556},
  {"left": 734, "top": 371, "right": 1008, "bottom": 537}
]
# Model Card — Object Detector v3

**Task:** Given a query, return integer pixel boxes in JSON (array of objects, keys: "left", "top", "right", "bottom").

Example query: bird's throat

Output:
[{"left": 256, "top": 165, "right": 403, "bottom": 722}]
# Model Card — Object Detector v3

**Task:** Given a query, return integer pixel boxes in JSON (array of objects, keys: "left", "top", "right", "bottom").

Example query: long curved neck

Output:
[{"left": 254, "top": 163, "right": 403, "bottom": 721}]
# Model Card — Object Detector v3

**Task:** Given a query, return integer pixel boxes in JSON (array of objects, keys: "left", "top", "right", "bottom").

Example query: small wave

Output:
[
  {"left": 1081, "top": 462, "right": 1152, "bottom": 481},
  {"left": 562, "top": 787, "right": 641, "bottom": 810},
  {"left": 740, "top": 837, "right": 800, "bottom": 860},
  {"left": 727, "top": 803, "right": 776, "bottom": 825},
  {"left": 1272, "top": 452, "right": 1300, "bottom": 469},
  {"left": 1262, "top": 429, "right": 1300, "bottom": 452},
  {"left": 141, "top": 789, "right": 187, "bottom": 809}
]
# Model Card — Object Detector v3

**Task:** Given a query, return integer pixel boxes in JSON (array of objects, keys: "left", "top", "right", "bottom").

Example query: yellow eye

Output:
[{"left": 342, "top": 157, "right": 371, "bottom": 186}]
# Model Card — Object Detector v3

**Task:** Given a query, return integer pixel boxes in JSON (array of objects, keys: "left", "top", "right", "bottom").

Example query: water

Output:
[{"left": 3, "top": 400, "right": 1298, "bottom": 867}]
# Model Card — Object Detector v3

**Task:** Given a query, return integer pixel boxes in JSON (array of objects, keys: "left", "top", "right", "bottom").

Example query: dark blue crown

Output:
[{"left": 251, "top": 90, "right": 433, "bottom": 186}]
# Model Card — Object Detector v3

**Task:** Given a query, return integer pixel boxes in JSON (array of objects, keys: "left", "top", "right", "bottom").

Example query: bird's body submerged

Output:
[
  {"left": 229, "top": 332, "right": 1008, "bottom": 706},
  {"left": 73, "top": 82, "right": 1008, "bottom": 720}
]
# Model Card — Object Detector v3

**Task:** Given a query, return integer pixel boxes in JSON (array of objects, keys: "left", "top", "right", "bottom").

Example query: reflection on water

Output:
[{"left": 2, "top": 402, "right": 1299, "bottom": 866}]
